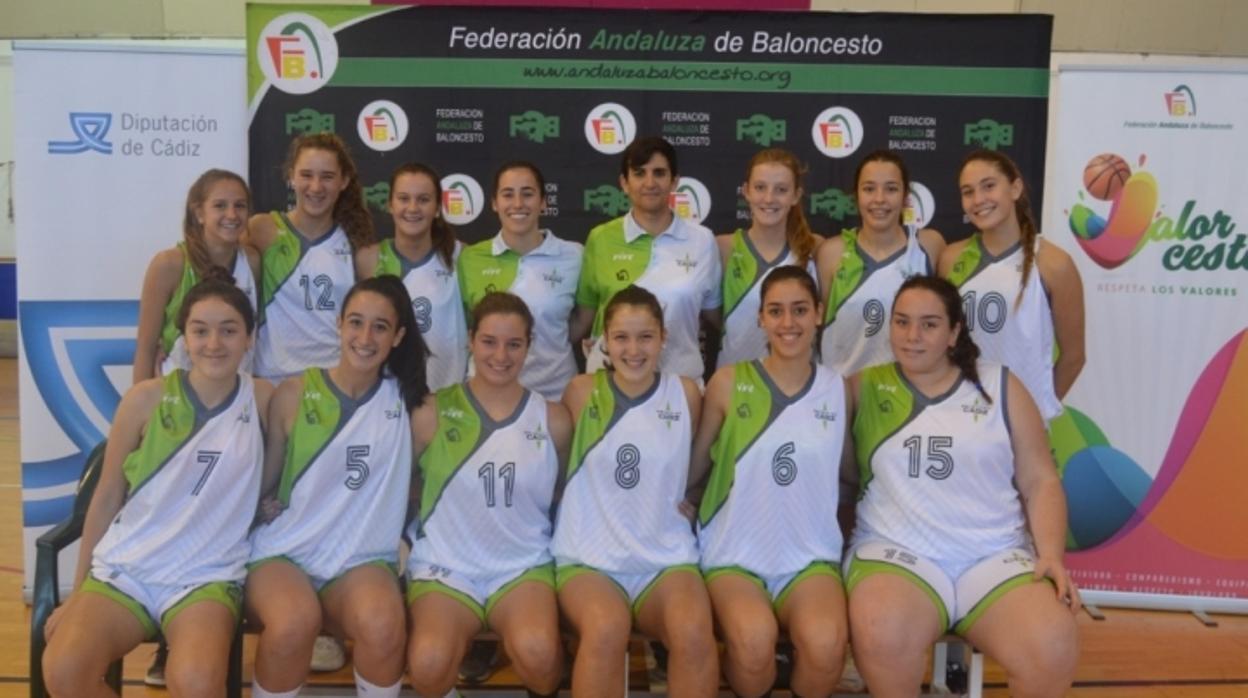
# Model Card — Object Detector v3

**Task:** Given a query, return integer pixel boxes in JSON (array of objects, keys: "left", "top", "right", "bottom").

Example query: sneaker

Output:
[
  {"left": 144, "top": 643, "right": 168, "bottom": 687},
  {"left": 836, "top": 653, "right": 866, "bottom": 692},
  {"left": 310, "top": 635, "right": 347, "bottom": 672},
  {"left": 458, "top": 640, "right": 499, "bottom": 684}
]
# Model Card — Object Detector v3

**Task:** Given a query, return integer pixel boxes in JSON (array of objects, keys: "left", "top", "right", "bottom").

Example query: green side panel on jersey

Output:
[
  {"left": 852, "top": 363, "right": 916, "bottom": 494},
  {"left": 375, "top": 239, "right": 402, "bottom": 278},
  {"left": 457, "top": 240, "right": 520, "bottom": 312},
  {"left": 698, "top": 362, "right": 774, "bottom": 526},
  {"left": 945, "top": 233, "right": 985, "bottom": 288},
  {"left": 278, "top": 368, "right": 343, "bottom": 507},
  {"left": 566, "top": 371, "right": 619, "bottom": 481},
  {"left": 575, "top": 217, "right": 655, "bottom": 337},
  {"left": 721, "top": 230, "right": 759, "bottom": 321},
  {"left": 418, "top": 384, "right": 484, "bottom": 526},
  {"left": 260, "top": 213, "right": 302, "bottom": 309},
  {"left": 122, "top": 370, "right": 197, "bottom": 494},
  {"left": 823, "top": 229, "right": 865, "bottom": 325},
  {"left": 159, "top": 243, "right": 198, "bottom": 355}
]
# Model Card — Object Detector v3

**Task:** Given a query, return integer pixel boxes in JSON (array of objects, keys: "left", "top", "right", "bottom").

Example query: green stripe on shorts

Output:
[
  {"left": 846, "top": 557, "right": 950, "bottom": 631},
  {"left": 774, "top": 561, "right": 841, "bottom": 613},
  {"left": 81, "top": 575, "right": 157, "bottom": 640},
  {"left": 953, "top": 572, "right": 1039, "bottom": 635},
  {"left": 633, "top": 564, "right": 701, "bottom": 618},
  {"left": 484, "top": 564, "right": 555, "bottom": 618},
  {"left": 407, "top": 578, "right": 487, "bottom": 625},
  {"left": 160, "top": 581, "right": 243, "bottom": 635}
]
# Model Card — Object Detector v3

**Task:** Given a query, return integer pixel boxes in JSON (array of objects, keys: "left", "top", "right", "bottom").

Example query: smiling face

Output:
[
  {"left": 744, "top": 162, "right": 800, "bottom": 232},
  {"left": 389, "top": 171, "right": 438, "bottom": 242},
  {"left": 959, "top": 158, "right": 1023, "bottom": 235},
  {"left": 470, "top": 312, "right": 530, "bottom": 387},
  {"left": 492, "top": 166, "right": 544, "bottom": 238},
  {"left": 196, "top": 178, "right": 249, "bottom": 246},
  {"left": 889, "top": 286, "right": 960, "bottom": 376},
  {"left": 604, "top": 304, "right": 665, "bottom": 384},
  {"left": 620, "top": 152, "right": 677, "bottom": 217},
  {"left": 857, "top": 159, "right": 907, "bottom": 234},
  {"left": 338, "top": 290, "right": 404, "bottom": 374},
  {"left": 290, "top": 147, "right": 349, "bottom": 221},
  {"left": 184, "top": 295, "right": 251, "bottom": 380},
  {"left": 759, "top": 277, "right": 819, "bottom": 361}
]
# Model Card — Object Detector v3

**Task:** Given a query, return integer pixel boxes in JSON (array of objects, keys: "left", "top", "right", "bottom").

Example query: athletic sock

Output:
[
  {"left": 354, "top": 669, "right": 401, "bottom": 697},
  {"left": 251, "top": 681, "right": 301, "bottom": 698}
]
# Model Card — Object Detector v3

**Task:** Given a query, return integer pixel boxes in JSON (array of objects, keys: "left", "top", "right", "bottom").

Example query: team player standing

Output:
[{"left": 46, "top": 134, "right": 1084, "bottom": 697}]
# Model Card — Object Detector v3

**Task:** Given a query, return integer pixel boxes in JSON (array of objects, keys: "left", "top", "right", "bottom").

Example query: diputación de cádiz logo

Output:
[
  {"left": 258, "top": 13, "right": 339, "bottom": 95},
  {"left": 440, "top": 174, "right": 485, "bottom": 226},
  {"left": 669, "top": 176, "right": 712, "bottom": 224},
  {"left": 904, "top": 181, "right": 935, "bottom": 228},
  {"left": 1067, "top": 152, "right": 1242, "bottom": 271},
  {"left": 48, "top": 112, "right": 113, "bottom": 155},
  {"left": 811, "top": 106, "right": 863, "bottom": 159},
  {"left": 585, "top": 103, "right": 636, "bottom": 155},
  {"left": 357, "top": 100, "right": 408, "bottom": 152}
]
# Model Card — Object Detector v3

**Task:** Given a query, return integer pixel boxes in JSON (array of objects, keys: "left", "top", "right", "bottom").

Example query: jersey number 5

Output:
[{"left": 345, "top": 445, "right": 371, "bottom": 490}]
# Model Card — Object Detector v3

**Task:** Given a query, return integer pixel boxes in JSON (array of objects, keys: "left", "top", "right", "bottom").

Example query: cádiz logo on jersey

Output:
[
  {"left": 525, "top": 423, "right": 549, "bottom": 448},
  {"left": 655, "top": 402, "right": 682, "bottom": 429},
  {"left": 904, "top": 181, "right": 936, "bottom": 228},
  {"left": 440, "top": 174, "right": 485, "bottom": 225},
  {"left": 812, "top": 403, "right": 838, "bottom": 429},
  {"left": 542, "top": 269, "right": 565, "bottom": 288},
  {"left": 357, "top": 100, "right": 409, "bottom": 152},
  {"left": 811, "top": 106, "right": 864, "bottom": 159},
  {"left": 669, "top": 176, "right": 712, "bottom": 224},
  {"left": 19, "top": 300, "right": 138, "bottom": 527},
  {"left": 584, "top": 102, "right": 636, "bottom": 155},
  {"left": 961, "top": 395, "right": 990, "bottom": 421},
  {"left": 257, "top": 13, "right": 339, "bottom": 95}
]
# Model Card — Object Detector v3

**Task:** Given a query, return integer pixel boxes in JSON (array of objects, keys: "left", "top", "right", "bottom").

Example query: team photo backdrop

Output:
[
  {"left": 1047, "top": 67, "right": 1248, "bottom": 608},
  {"left": 246, "top": 4, "right": 1052, "bottom": 245}
]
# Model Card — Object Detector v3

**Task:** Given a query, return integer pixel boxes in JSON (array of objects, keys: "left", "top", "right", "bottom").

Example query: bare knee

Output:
[
  {"left": 257, "top": 606, "right": 321, "bottom": 657},
  {"left": 1000, "top": 620, "right": 1079, "bottom": 695},
  {"left": 349, "top": 607, "right": 406, "bottom": 659},
  {"left": 722, "top": 622, "right": 777, "bottom": 677},
  {"left": 664, "top": 613, "right": 716, "bottom": 661},
  {"left": 166, "top": 659, "right": 227, "bottom": 698},
  {"left": 43, "top": 643, "right": 110, "bottom": 698},
  {"left": 406, "top": 634, "right": 460, "bottom": 696},
  {"left": 507, "top": 626, "right": 562, "bottom": 678},
  {"left": 790, "top": 623, "right": 847, "bottom": 678},
  {"left": 574, "top": 606, "right": 632, "bottom": 659}
]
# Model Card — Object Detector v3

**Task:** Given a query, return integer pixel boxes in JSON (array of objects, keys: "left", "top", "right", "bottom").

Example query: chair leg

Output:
[{"left": 227, "top": 623, "right": 244, "bottom": 698}]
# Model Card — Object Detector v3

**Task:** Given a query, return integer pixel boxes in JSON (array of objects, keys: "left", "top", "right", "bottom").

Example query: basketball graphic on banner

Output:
[{"left": 1083, "top": 153, "right": 1132, "bottom": 201}]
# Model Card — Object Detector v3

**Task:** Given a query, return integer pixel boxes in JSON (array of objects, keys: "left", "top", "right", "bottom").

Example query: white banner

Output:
[
  {"left": 15, "top": 42, "right": 246, "bottom": 594},
  {"left": 1046, "top": 67, "right": 1248, "bottom": 604}
]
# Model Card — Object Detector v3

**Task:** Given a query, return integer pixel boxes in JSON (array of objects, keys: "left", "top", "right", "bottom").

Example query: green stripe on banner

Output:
[{"left": 329, "top": 58, "right": 1049, "bottom": 97}]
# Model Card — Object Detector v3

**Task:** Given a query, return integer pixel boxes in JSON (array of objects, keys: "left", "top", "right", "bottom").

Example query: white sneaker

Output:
[{"left": 310, "top": 635, "right": 347, "bottom": 672}]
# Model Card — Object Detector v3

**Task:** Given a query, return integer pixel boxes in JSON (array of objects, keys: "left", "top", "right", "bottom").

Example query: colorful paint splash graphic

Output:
[
  {"left": 1054, "top": 329, "right": 1248, "bottom": 559},
  {"left": 1067, "top": 152, "right": 1160, "bottom": 269}
]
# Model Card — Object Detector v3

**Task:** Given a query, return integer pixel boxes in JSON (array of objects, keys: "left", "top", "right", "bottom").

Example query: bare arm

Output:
[
  {"left": 936, "top": 239, "right": 970, "bottom": 278},
  {"left": 814, "top": 235, "right": 845, "bottom": 301},
  {"left": 355, "top": 242, "right": 380, "bottom": 280},
  {"left": 684, "top": 366, "right": 730, "bottom": 507},
  {"left": 1007, "top": 370, "right": 1081, "bottom": 612},
  {"left": 244, "top": 212, "right": 278, "bottom": 254},
  {"left": 916, "top": 227, "right": 947, "bottom": 274},
  {"left": 1039, "top": 241, "right": 1086, "bottom": 400},
  {"left": 132, "top": 249, "right": 184, "bottom": 384},
  {"left": 839, "top": 376, "right": 860, "bottom": 499},
  {"left": 569, "top": 304, "right": 596, "bottom": 344},
  {"left": 547, "top": 400, "right": 574, "bottom": 501},
  {"left": 260, "top": 376, "right": 302, "bottom": 499}
]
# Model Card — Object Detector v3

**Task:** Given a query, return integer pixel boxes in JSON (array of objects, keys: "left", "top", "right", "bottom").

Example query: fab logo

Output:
[
  {"left": 669, "top": 177, "right": 712, "bottom": 224},
  {"left": 1164, "top": 84, "right": 1196, "bottom": 118},
  {"left": 356, "top": 100, "right": 408, "bottom": 152},
  {"left": 584, "top": 103, "right": 636, "bottom": 155},
  {"left": 811, "top": 107, "right": 863, "bottom": 159},
  {"left": 440, "top": 174, "right": 485, "bottom": 226},
  {"left": 904, "top": 181, "right": 935, "bottom": 228},
  {"left": 258, "top": 13, "right": 338, "bottom": 95}
]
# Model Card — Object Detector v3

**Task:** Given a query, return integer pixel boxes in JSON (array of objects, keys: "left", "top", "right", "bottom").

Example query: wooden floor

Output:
[{"left": 2, "top": 356, "right": 1248, "bottom": 696}]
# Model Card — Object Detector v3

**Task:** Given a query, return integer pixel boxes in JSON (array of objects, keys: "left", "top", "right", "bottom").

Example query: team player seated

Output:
[
  {"left": 689, "top": 265, "right": 852, "bottom": 698},
  {"left": 42, "top": 275, "right": 271, "bottom": 698},
  {"left": 245, "top": 276, "right": 429, "bottom": 698},
  {"left": 405, "top": 292, "right": 570, "bottom": 698},
  {"left": 846, "top": 276, "right": 1080, "bottom": 698}
]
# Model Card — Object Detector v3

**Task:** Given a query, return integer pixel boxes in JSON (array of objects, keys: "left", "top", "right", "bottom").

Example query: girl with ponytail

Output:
[
  {"left": 357, "top": 162, "right": 469, "bottom": 391},
  {"left": 247, "top": 132, "right": 377, "bottom": 381},
  {"left": 717, "top": 148, "right": 823, "bottom": 368},
  {"left": 845, "top": 275, "right": 1079, "bottom": 697},
  {"left": 939, "top": 149, "right": 1085, "bottom": 423},
  {"left": 134, "top": 169, "right": 260, "bottom": 382},
  {"left": 816, "top": 149, "right": 945, "bottom": 375},
  {"left": 246, "top": 276, "right": 428, "bottom": 698}
]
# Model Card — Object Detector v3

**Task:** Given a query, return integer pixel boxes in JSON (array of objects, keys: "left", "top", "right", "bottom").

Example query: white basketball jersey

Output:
[
  {"left": 699, "top": 362, "right": 846, "bottom": 573},
  {"left": 162, "top": 250, "right": 259, "bottom": 376},
  {"left": 93, "top": 372, "right": 263, "bottom": 586},
  {"left": 551, "top": 371, "right": 698, "bottom": 572},
  {"left": 854, "top": 361, "right": 1027, "bottom": 562},
  {"left": 952, "top": 239, "right": 1059, "bottom": 420},
  {"left": 254, "top": 222, "right": 354, "bottom": 380},
  {"left": 718, "top": 231, "right": 815, "bottom": 369},
  {"left": 409, "top": 386, "right": 557, "bottom": 577},
  {"left": 249, "top": 370, "right": 412, "bottom": 579},
  {"left": 820, "top": 229, "right": 929, "bottom": 375},
  {"left": 389, "top": 241, "right": 468, "bottom": 391}
]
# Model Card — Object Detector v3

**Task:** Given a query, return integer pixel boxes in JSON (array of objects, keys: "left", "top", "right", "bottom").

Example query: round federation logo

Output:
[
  {"left": 584, "top": 103, "right": 636, "bottom": 155},
  {"left": 904, "top": 181, "right": 936, "bottom": 228},
  {"left": 258, "top": 13, "right": 339, "bottom": 95},
  {"left": 440, "top": 174, "right": 485, "bottom": 226},
  {"left": 810, "top": 107, "right": 863, "bottom": 159},
  {"left": 669, "top": 176, "right": 712, "bottom": 224},
  {"left": 357, "top": 100, "right": 408, "bottom": 152}
]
